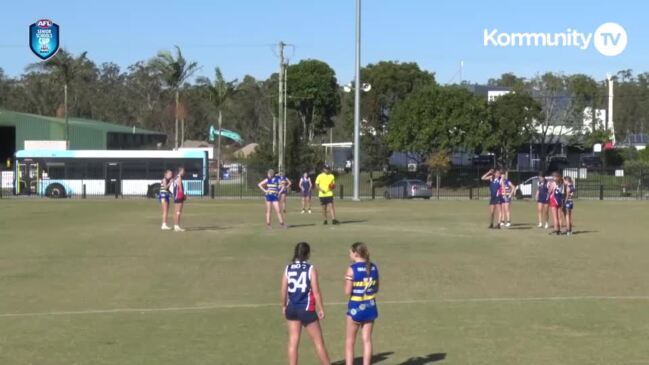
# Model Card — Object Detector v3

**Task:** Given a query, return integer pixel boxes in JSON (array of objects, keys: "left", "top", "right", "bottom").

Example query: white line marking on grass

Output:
[{"left": 1, "top": 295, "right": 648, "bottom": 319}]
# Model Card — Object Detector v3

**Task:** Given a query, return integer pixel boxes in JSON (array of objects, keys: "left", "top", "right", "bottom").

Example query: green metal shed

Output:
[{"left": 0, "top": 110, "right": 166, "bottom": 162}]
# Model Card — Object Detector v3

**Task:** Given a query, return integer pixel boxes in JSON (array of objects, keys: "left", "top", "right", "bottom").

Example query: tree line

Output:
[{"left": 1, "top": 48, "right": 649, "bottom": 173}]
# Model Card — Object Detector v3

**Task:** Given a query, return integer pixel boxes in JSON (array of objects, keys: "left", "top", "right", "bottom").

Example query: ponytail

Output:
[
  {"left": 292, "top": 242, "right": 310, "bottom": 262},
  {"left": 351, "top": 242, "right": 371, "bottom": 277}
]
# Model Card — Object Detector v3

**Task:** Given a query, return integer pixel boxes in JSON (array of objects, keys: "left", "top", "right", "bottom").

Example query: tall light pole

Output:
[{"left": 352, "top": 0, "right": 362, "bottom": 201}]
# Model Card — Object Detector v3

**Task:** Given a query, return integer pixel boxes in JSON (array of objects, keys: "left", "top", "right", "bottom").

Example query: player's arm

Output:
[
  {"left": 344, "top": 267, "right": 353, "bottom": 296},
  {"left": 286, "top": 178, "right": 292, "bottom": 189},
  {"left": 481, "top": 169, "right": 493, "bottom": 181},
  {"left": 280, "top": 269, "right": 288, "bottom": 314},
  {"left": 310, "top": 267, "right": 326, "bottom": 319},
  {"left": 509, "top": 182, "right": 518, "bottom": 197},
  {"left": 315, "top": 176, "right": 324, "bottom": 193},
  {"left": 258, "top": 179, "right": 268, "bottom": 194}
]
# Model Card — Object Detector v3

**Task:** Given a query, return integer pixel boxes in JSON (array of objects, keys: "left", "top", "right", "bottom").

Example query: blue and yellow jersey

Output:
[
  {"left": 566, "top": 184, "right": 575, "bottom": 201},
  {"left": 285, "top": 261, "right": 315, "bottom": 312},
  {"left": 266, "top": 176, "right": 282, "bottom": 196},
  {"left": 347, "top": 261, "right": 379, "bottom": 322}
]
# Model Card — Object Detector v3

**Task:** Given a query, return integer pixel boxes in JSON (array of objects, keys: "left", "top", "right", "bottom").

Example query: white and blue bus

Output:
[{"left": 14, "top": 149, "right": 209, "bottom": 198}]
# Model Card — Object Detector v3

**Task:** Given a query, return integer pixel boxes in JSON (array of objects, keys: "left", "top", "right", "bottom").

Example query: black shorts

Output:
[
  {"left": 319, "top": 196, "right": 334, "bottom": 205},
  {"left": 285, "top": 306, "right": 318, "bottom": 326}
]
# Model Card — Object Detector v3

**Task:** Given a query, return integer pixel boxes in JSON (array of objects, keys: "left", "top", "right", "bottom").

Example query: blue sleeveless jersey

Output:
[
  {"left": 553, "top": 183, "right": 564, "bottom": 205},
  {"left": 266, "top": 176, "right": 282, "bottom": 196},
  {"left": 300, "top": 177, "right": 311, "bottom": 192},
  {"left": 537, "top": 180, "right": 548, "bottom": 202},
  {"left": 489, "top": 177, "right": 502, "bottom": 198},
  {"left": 285, "top": 261, "right": 315, "bottom": 312},
  {"left": 347, "top": 262, "right": 379, "bottom": 322}
]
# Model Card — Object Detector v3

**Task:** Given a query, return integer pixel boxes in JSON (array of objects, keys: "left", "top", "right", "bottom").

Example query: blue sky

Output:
[{"left": 0, "top": 0, "right": 646, "bottom": 84}]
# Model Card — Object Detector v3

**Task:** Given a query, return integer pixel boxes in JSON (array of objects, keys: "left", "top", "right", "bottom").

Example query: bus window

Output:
[
  {"left": 46, "top": 162, "right": 65, "bottom": 179},
  {"left": 183, "top": 159, "right": 202, "bottom": 179},
  {"left": 87, "top": 161, "right": 104, "bottom": 179},
  {"left": 121, "top": 161, "right": 147, "bottom": 179},
  {"left": 147, "top": 160, "right": 166, "bottom": 180},
  {"left": 66, "top": 161, "right": 86, "bottom": 179}
]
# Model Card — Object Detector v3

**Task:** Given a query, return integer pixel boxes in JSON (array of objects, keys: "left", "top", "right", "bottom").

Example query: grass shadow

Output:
[
  {"left": 332, "top": 351, "right": 394, "bottom": 365},
  {"left": 184, "top": 226, "right": 231, "bottom": 232},
  {"left": 507, "top": 226, "right": 532, "bottom": 230},
  {"left": 287, "top": 223, "right": 316, "bottom": 228},
  {"left": 571, "top": 230, "right": 598, "bottom": 235},
  {"left": 339, "top": 219, "right": 368, "bottom": 225},
  {"left": 397, "top": 353, "right": 447, "bottom": 364}
]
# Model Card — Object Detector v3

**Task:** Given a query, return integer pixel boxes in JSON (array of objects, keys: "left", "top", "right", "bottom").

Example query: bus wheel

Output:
[
  {"left": 147, "top": 183, "right": 161, "bottom": 199},
  {"left": 46, "top": 183, "right": 67, "bottom": 198}
]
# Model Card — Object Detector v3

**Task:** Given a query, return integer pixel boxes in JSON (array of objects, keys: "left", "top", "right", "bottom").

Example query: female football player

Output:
[
  {"left": 548, "top": 172, "right": 565, "bottom": 235},
  {"left": 159, "top": 169, "right": 173, "bottom": 230},
  {"left": 172, "top": 166, "right": 186, "bottom": 232},
  {"left": 563, "top": 176, "right": 575, "bottom": 235},
  {"left": 481, "top": 169, "right": 502, "bottom": 229},
  {"left": 345, "top": 242, "right": 379, "bottom": 365},
  {"left": 299, "top": 172, "right": 313, "bottom": 214},
  {"left": 278, "top": 171, "right": 292, "bottom": 214},
  {"left": 281, "top": 242, "right": 331, "bottom": 365},
  {"left": 258, "top": 169, "right": 286, "bottom": 228},
  {"left": 500, "top": 171, "right": 517, "bottom": 228},
  {"left": 535, "top": 172, "right": 550, "bottom": 229}
]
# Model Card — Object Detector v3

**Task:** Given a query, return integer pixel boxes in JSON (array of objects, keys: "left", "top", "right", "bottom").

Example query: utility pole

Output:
[
  {"left": 64, "top": 83, "right": 69, "bottom": 149},
  {"left": 352, "top": 0, "right": 362, "bottom": 201},
  {"left": 277, "top": 41, "right": 285, "bottom": 172},
  {"left": 283, "top": 62, "right": 288, "bottom": 166},
  {"left": 272, "top": 116, "right": 277, "bottom": 154}
]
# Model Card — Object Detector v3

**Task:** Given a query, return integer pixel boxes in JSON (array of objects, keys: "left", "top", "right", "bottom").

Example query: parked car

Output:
[
  {"left": 580, "top": 155, "right": 602, "bottom": 169},
  {"left": 384, "top": 179, "right": 432, "bottom": 199}
]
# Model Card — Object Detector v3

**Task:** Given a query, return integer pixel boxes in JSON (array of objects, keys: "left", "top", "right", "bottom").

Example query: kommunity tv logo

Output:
[{"left": 483, "top": 22, "right": 628, "bottom": 56}]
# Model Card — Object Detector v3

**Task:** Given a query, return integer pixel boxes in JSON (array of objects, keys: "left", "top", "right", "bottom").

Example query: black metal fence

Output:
[{"left": 1, "top": 166, "right": 648, "bottom": 201}]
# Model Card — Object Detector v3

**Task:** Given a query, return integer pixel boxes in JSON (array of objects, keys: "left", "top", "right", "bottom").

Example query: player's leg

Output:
[
  {"left": 543, "top": 203, "right": 549, "bottom": 228},
  {"left": 488, "top": 204, "right": 495, "bottom": 228},
  {"left": 360, "top": 321, "right": 374, "bottom": 365},
  {"left": 273, "top": 201, "right": 286, "bottom": 226},
  {"left": 265, "top": 201, "right": 272, "bottom": 226},
  {"left": 174, "top": 201, "right": 185, "bottom": 231},
  {"left": 345, "top": 316, "right": 360, "bottom": 365},
  {"left": 566, "top": 209, "right": 572, "bottom": 234},
  {"left": 304, "top": 320, "right": 331, "bottom": 365},
  {"left": 301, "top": 195, "right": 306, "bottom": 213},
  {"left": 286, "top": 320, "right": 302, "bottom": 365},
  {"left": 537, "top": 202, "right": 543, "bottom": 227},
  {"left": 321, "top": 198, "right": 328, "bottom": 224},
  {"left": 307, "top": 195, "right": 312, "bottom": 213},
  {"left": 329, "top": 201, "right": 338, "bottom": 224},
  {"left": 161, "top": 198, "right": 170, "bottom": 230}
]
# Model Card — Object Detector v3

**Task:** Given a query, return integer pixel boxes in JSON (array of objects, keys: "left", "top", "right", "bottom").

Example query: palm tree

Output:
[
  {"left": 28, "top": 49, "right": 91, "bottom": 147},
  {"left": 149, "top": 46, "right": 199, "bottom": 149},
  {"left": 198, "top": 67, "right": 237, "bottom": 180}
]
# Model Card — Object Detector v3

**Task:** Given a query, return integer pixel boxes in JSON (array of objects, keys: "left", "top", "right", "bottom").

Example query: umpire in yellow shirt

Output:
[{"left": 315, "top": 165, "right": 339, "bottom": 225}]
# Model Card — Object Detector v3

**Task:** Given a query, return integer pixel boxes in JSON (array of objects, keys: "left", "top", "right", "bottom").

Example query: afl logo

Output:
[{"left": 29, "top": 18, "right": 60, "bottom": 61}]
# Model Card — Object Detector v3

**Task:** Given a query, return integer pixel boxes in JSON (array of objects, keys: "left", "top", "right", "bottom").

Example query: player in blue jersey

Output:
[
  {"left": 258, "top": 169, "right": 287, "bottom": 228},
  {"left": 277, "top": 171, "right": 292, "bottom": 214},
  {"left": 481, "top": 169, "right": 503, "bottom": 229},
  {"left": 299, "top": 172, "right": 313, "bottom": 214},
  {"left": 535, "top": 172, "right": 550, "bottom": 229},
  {"left": 344, "top": 242, "right": 379, "bottom": 365},
  {"left": 499, "top": 171, "right": 517, "bottom": 228},
  {"left": 280, "top": 242, "right": 331, "bottom": 365},
  {"left": 159, "top": 169, "right": 173, "bottom": 230},
  {"left": 563, "top": 176, "right": 575, "bottom": 235}
]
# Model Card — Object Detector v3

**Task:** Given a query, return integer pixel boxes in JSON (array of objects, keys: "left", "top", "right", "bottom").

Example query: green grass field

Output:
[{"left": 1, "top": 199, "right": 648, "bottom": 365}]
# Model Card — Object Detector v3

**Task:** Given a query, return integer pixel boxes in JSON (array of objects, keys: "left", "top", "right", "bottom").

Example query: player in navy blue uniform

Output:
[
  {"left": 500, "top": 171, "right": 517, "bottom": 228},
  {"left": 258, "top": 169, "right": 287, "bottom": 228},
  {"left": 535, "top": 172, "right": 550, "bottom": 229},
  {"left": 277, "top": 171, "right": 292, "bottom": 214},
  {"left": 481, "top": 169, "right": 503, "bottom": 229},
  {"left": 159, "top": 169, "right": 173, "bottom": 230},
  {"left": 280, "top": 242, "right": 330, "bottom": 365},
  {"left": 345, "top": 242, "right": 379, "bottom": 365},
  {"left": 563, "top": 176, "right": 575, "bottom": 235},
  {"left": 299, "top": 172, "right": 313, "bottom": 214}
]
